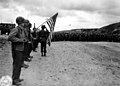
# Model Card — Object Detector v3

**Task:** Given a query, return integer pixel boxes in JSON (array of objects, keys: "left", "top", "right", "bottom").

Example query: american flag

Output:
[{"left": 46, "top": 13, "right": 58, "bottom": 46}]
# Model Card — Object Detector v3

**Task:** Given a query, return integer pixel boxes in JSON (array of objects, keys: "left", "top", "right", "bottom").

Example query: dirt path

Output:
[{"left": 1, "top": 42, "right": 120, "bottom": 86}]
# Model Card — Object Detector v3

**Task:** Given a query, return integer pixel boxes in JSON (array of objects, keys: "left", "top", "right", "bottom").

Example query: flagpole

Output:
[
  {"left": 37, "top": 17, "right": 53, "bottom": 29},
  {"left": 37, "top": 12, "right": 58, "bottom": 29},
  {"left": 37, "top": 20, "right": 47, "bottom": 29}
]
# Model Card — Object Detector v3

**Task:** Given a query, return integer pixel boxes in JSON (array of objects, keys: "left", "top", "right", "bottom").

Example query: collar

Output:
[{"left": 18, "top": 25, "right": 24, "bottom": 30}]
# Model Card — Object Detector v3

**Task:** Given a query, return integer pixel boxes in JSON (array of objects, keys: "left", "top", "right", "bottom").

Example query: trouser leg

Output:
[
  {"left": 12, "top": 50, "right": 24, "bottom": 81},
  {"left": 41, "top": 42, "right": 46, "bottom": 56},
  {"left": 33, "top": 40, "right": 36, "bottom": 51},
  {"left": 41, "top": 43, "right": 44, "bottom": 56},
  {"left": 25, "top": 43, "right": 30, "bottom": 59},
  {"left": 22, "top": 43, "right": 31, "bottom": 63},
  {"left": 43, "top": 43, "right": 47, "bottom": 54},
  {"left": 28, "top": 43, "right": 32, "bottom": 55},
  {"left": 35, "top": 40, "right": 39, "bottom": 49},
  {"left": 41, "top": 43, "right": 43, "bottom": 53},
  {"left": 33, "top": 40, "right": 38, "bottom": 51}
]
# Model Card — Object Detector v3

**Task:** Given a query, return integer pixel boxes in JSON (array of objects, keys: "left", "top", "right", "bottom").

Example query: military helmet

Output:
[
  {"left": 28, "top": 23, "right": 32, "bottom": 28},
  {"left": 41, "top": 25, "right": 46, "bottom": 29},
  {"left": 24, "top": 19, "right": 29, "bottom": 23},
  {"left": 16, "top": 16, "right": 25, "bottom": 24}
]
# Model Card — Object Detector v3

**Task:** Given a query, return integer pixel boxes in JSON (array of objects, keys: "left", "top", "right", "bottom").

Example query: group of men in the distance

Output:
[{"left": 8, "top": 16, "right": 50, "bottom": 85}]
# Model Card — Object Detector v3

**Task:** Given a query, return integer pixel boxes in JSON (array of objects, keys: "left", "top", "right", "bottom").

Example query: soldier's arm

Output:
[
  {"left": 8, "top": 27, "right": 23, "bottom": 42},
  {"left": 46, "top": 28, "right": 49, "bottom": 32},
  {"left": 45, "top": 28, "right": 50, "bottom": 35}
]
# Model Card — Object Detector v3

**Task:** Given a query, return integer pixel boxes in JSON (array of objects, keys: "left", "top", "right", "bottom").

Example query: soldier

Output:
[
  {"left": 37, "top": 25, "right": 50, "bottom": 56},
  {"left": 31, "top": 24, "right": 38, "bottom": 52},
  {"left": 23, "top": 19, "right": 33, "bottom": 62},
  {"left": 8, "top": 16, "right": 27, "bottom": 85}
]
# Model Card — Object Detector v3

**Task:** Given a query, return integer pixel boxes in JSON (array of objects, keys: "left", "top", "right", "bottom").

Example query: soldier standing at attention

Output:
[
  {"left": 23, "top": 19, "right": 33, "bottom": 62},
  {"left": 31, "top": 24, "right": 38, "bottom": 52},
  {"left": 37, "top": 25, "right": 50, "bottom": 56},
  {"left": 8, "top": 16, "right": 27, "bottom": 85}
]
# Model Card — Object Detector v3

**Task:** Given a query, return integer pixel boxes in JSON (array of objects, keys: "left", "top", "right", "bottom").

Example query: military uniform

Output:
[
  {"left": 37, "top": 25, "right": 49, "bottom": 56},
  {"left": 24, "top": 20, "right": 33, "bottom": 61},
  {"left": 8, "top": 17, "right": 27, "bottom": 85},
  {"left": 31, "top": 28, "right": 39, "bottom": 52}
]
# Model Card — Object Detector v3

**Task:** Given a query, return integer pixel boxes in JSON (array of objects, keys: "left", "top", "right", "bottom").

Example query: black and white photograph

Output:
[{"left": 0, "top": 0, "right": 120, "bottom": 86}]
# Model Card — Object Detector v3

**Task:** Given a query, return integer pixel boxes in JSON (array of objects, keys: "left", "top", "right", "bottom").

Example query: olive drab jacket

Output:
[
  {"left": 37, "top": 29, "right": 50, "bottom": 43},
  {"left": 8, "top": 25, "right": 27, "bottom": 51}
]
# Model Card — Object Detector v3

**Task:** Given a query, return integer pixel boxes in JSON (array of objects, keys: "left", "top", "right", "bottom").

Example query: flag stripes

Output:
[
  {"left": 47, "top": 13, "right": 58, "bottom": 32},
  {"left": 46, "top": 13, "right": 58, "bottom": 46},
  {"left": 47, "top": 18, "right": 54, "bottom": 32}
]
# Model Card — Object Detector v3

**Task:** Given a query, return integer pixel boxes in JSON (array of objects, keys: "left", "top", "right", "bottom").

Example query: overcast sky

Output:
[{"left": 0, "top": 0, "right": 120, "bottom": 31}]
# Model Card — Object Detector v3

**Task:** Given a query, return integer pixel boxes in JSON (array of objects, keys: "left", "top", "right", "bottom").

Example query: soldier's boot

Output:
[
  {"left": 21, "top": 63, "right": 29, "bottom": 68},
  {"left": 44, "top": 53, "right": 46, "bottom": 56},
  {"left": 25, "top": 57, "right": 31, "bottom": 62},
  {"left": 12, "top": 79, "right": 22, "bottom": 85},
  {"left": 18, "top": 78, "right": 24, "bottom": 82}
]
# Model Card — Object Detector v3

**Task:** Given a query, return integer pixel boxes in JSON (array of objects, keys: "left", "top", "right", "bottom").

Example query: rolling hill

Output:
[
  {"left": 99, "top": 22, "right": 120, "bottom": 34},
  {"left": 55, "top": 22, "right": 120, "bottom": 34}
]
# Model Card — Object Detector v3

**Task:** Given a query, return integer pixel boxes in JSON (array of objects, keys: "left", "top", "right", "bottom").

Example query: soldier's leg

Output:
[
  {"left": 43, "top": 43, "right": 47, "bottom": 56},
  {"left": 26, "top": 43, "right": 30, "bottom": 58},
  {"left": 41, "top": 43, "right": 44, "bottom": 56},
  {"left": 24, "top": 43, "right": 28, "bottom": 60},
  {"left": 24, "top": 43, "right": 31, "bottom": 62},
  {"left": 32, "top": 39, "right": 36, "bottom": 51},
  {"left": 28, "top": 43, "right": 33, "bottom": 58},
  {"left": 12, "top": 50, "right": 24, "bottom": 84},
  {"left": 21, "top": 44, "right": 29, "bottom": 68},
  {"left": 32, "top": 39, "right": 38, "bottom": 52},
  {"left": 35, "top": 40, "right": 39, "bottom": 49}
]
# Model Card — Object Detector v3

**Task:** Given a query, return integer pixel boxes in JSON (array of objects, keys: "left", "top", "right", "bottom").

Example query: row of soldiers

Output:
[{"left": 8, "top": 16, "right": 50, "bottom": 85}]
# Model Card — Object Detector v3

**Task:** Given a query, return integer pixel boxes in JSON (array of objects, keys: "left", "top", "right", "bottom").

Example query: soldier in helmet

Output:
[
  {"left": 8, "top": 16, "right": 27, "bottom": 85},
  {"left": 31, "top": 24, "right": 38, "bottom": 52},
  {"left": 37, "top": 25, "right": 50, "bottom": 56},
  {"left": 23, "top": 19, "right": 33, "bottom": 62}
]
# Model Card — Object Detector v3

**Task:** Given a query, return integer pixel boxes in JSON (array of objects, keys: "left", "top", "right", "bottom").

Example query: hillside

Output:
[
  {"left": 99, "top": 22, "right": 120, "bottom": 34},
  {"left": 55, "top": 28, "right": 98, "bottom": 33},
  {"left": 55, "top": 22, "right": 120, "bottom": 34}
]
